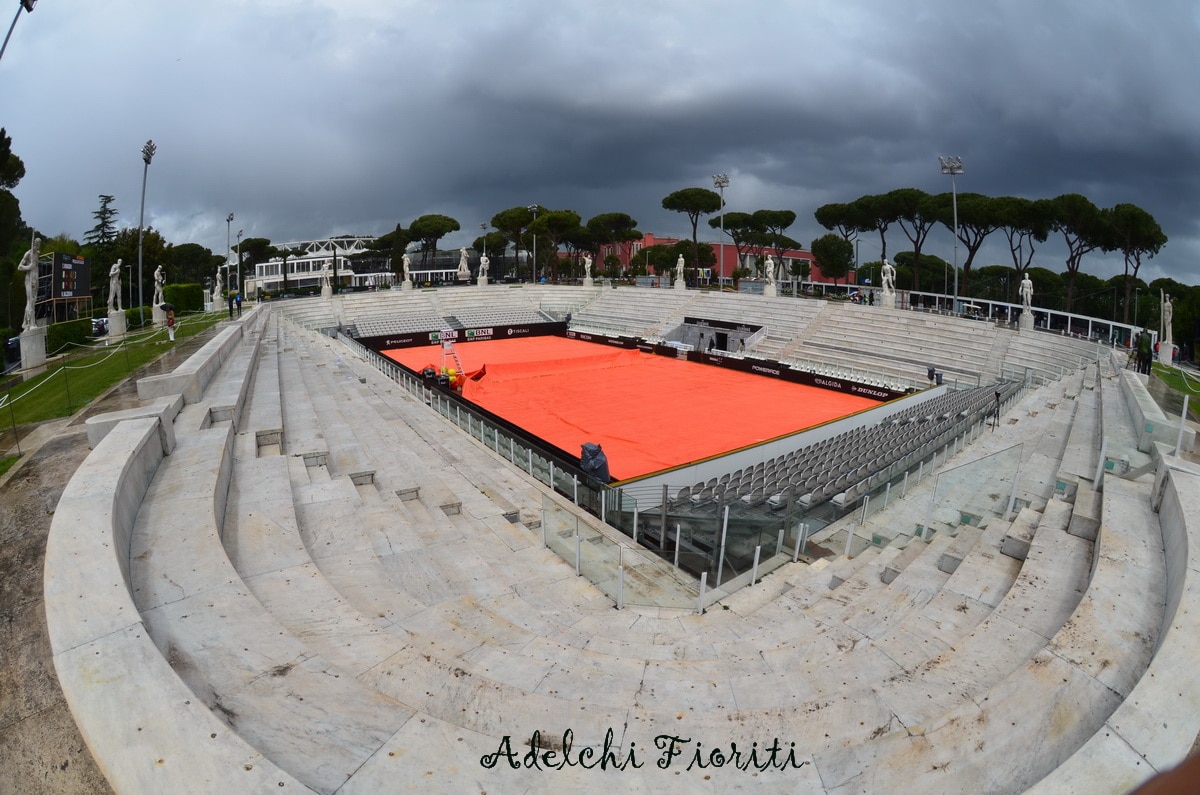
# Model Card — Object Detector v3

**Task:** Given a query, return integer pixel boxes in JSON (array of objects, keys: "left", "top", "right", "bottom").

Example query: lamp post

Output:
[
  {"left": 137, "top": 139, "right": 156, "bottom": 327},
  {"left": 938, "top": 156, "right": 963, "bottom": 315},
  {"left": 480, "top": 222, "right": 488, "bottom": 259},
  {"left": 1134, "top": 287, "right": 1141, "bottom": 329},
  {"left": 236, "top": 229, "right": 243, "bottom": 294},
  {"left": 527, "top": 204, "right": 539, "bottom": 282},
  {"left": 0, "top": 0, "right": 35, "bottom": 63},
  {"left": 712, "top": 173, "right": 729, "bottom": 283}
]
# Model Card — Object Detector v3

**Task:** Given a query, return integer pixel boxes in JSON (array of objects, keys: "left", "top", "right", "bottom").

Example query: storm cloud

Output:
[{"left": 5, "top": 0, "right": 1200, "bottom": 282}]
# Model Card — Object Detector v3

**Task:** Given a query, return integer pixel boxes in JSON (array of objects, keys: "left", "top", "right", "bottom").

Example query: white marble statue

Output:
[
  {"left": 457, "top": 247, "right": 470, "bottom": 277},
  {"left": 213, "top": 269, "right": 224, "bottom": 302},
  {"left": 881, "top": 258, "right": 896, "bottom": 294},
  {"left": 18, "top": 236, "right": 42, "bottom": 329},
  {"left": 402, "top": 253, "right": 411, "bottom": 283},
  {"left": 675, "top": 254, "right": 685, "bottom": 282},
  {"left": 765, "top": 255, "right": 776, "bottom": 286},
  {"left": 1162, "top": 291, "right": 1174, "bottom": 345},
  {"left": 583, "top": 254, "right": 592, "bottom": 279},
  {"left": 1019, "top": 272, "right": 1033, "bottom": 310},
  {"left": 152, "top": 264, "right": 165, "bottom": 306},
  {"left": 320, "top": 268, "right": 330, "bottom": 288},
  {"left": 106, "top": 258, "right": 122, "bottom": 313},
  {"left": 479, "top": 254, "right": 490, "bottom": 278}
]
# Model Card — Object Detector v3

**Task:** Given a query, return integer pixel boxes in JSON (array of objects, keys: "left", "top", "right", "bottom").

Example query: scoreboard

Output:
[{"left": 52, "top": 252, "right": 89, "bottom": 299}]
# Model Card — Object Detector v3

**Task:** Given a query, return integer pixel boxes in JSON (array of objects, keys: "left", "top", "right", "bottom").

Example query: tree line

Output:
[{"left": 1, "top": 127, "right": 1189, "bottom": 354}]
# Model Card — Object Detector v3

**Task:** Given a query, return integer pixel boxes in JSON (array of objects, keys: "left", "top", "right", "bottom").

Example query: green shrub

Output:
[
  {"left": 164, "top": 283, "right": 205, "bottom": 312},
  {"left": 46, "top": 318, "right": 89, "bottom": 354},
  {"left": 124, "top": 306, "right": 151, "bottom": 330}
]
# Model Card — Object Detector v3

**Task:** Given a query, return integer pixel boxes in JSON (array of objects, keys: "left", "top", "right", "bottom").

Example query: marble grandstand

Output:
[{"left": 45, "top": 285, "right": 1200, "bottom": 794}]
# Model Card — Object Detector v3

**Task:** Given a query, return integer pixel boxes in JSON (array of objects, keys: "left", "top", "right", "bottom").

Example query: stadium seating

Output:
[{"left": 43, "top": 290, "right": 1200, "bottom": 793}]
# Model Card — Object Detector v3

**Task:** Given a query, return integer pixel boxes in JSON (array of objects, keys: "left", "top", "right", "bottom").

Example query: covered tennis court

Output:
[{"left": 383, "top": 336, "right": 881, "bottom": 480}]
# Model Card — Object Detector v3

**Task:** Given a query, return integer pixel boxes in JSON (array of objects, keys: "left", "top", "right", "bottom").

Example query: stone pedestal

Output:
[
  {"left": 19, "top": 325, "right": 46, "bottom": 371},
  {"left": 400, "top": 280, "right": 412, "bottom": 291},
  {"left": 1018, "top": 311, "right": 1034, "bottom": 332},
  {"left": 674, "top": 278, "right": 687, "bottom": 291},
  {"left": 582, "top": 277, "right": 594, "bottom": 288},
  {"left": 321, "top": 284, "right": 333, "bottom": 300},
  {"left": 880, "top": 291, "right": 896, "bottom": 309},
  {"left": 763, "top": 284, "right": 778, "bottom": 298},
  {"left": 108, "top": 310, "right": 128, "bottom": 339},
  {"left": 152, "top": 306, "right": 166, "bottom": 325},
  {"left": 1158, "top": 344, "right": 1174, "bottom": 366},
  {"left": 477, "top": 276, "right": 489, "bottom": 288}
]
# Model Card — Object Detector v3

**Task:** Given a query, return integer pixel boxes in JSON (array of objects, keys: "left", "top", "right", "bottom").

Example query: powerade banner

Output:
[
  {"left": 687, "top": 351, "right": 908, "bottom": 401},
  {"left": 358, "top": 321, "right": 566, "bottom": 351}
]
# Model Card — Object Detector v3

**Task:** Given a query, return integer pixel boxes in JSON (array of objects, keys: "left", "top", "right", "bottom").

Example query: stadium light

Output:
[
  {"left": 480, "top": 222, "right": 487, "bottom": 259},
  {"left": 0, "top": 0, "right": 35, "bottom": 63},
  {"left": 938, "top": 156, "right": 963, "bottom": 315},
  {"left": 527, "top": 204, "right": 539, "bottom": 282},
  {"left": 237, "top": 229, "right": 243, "bottom": 294},
  {"left": 712, "top": 173, "right": 730, "bottom": 283},
  {"left": 226, "top": 213, "right": 234, "bottom": 294},
  {"left": 137, "top": 139, "right": 157, "bottom": 327}
]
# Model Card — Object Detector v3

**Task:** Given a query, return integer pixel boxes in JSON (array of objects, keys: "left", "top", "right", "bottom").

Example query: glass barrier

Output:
[
  {"left": 340, "top": 332, "right": 1032, "bottom": 612},
  {"left": 541, "top": 494, "right": 698, "bottom": 610}
]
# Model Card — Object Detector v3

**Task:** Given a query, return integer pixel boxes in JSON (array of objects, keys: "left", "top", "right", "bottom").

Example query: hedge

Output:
[{"left": 164, "top": 283, "right": 205, "bottom": 313}]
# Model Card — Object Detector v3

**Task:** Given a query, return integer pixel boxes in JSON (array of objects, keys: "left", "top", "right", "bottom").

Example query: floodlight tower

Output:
[
  {"left": 137, "top": 139, "right": 157, "bottom": 327},
  {"left": 938, "top": 155, "right": 963, "bottom": 314},
  {"left": 712, "top": 173, "right": 730, "bottom": 282},
  {"left": 527, "top": 204, "right": 539, "bottom": 282},
  {"left": 0, "top": 0, "right": 36, "bottom": 63}
]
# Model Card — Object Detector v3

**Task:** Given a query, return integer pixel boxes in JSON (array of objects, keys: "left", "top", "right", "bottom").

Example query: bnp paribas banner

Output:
[{"left": 357, "top": 322, "right": 567, "bottom": 352}]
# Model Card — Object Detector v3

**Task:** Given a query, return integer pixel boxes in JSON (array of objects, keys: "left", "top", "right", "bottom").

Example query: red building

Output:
[{"left": 597, "top": 233, "right": 829, "bottom": 283}]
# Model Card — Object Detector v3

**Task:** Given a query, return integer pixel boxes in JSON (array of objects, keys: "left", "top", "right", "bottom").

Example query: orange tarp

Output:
[{"left": 383, "top": 337, "right": 879, "bottom": 481}]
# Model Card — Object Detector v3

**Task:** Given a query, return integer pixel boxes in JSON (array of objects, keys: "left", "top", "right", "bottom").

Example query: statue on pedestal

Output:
[
  {"left": 457, "top": 247, "right": 470, "bottom": 278},
  {"left": 675, "top": 254, "right": 685, "bottom": 282},
  {"left": 479, "top": 254, "right": 490, "bottom": 278},
  {"left": 152, "top": 264, "right": 165, "bottom": 306},
  {"left": 213, "top": 269, "right": 224, "bottom": 303},
  {"left": 583, "top": 254, "right": 592, "bottom": 279},
  {"left": 1019, "top": 272, "right": 1033, "bottom": 311},
  {"left": 881, "top": 258, "right": 896, "bottom": 295},
  {"left": 402, "top": 253, "right": 411, "bottom": 283},
  {"left": 107, "top": 258, "right": 123, "bottom": 313},
  {"left": 1162, "top": 291, "right": 1174, "bottom": 348},
  {"left": 765, "top": 255, "right": 776, "bottom": 286},
  {"left": 18, "top": 236, "right": 42, "bottom": 329}
]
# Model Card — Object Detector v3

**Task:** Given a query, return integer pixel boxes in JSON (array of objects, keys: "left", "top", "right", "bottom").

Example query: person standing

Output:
[
  {"left": 227, "top": 291, "right": 235, "bottom": 319},
  {"left": 166, "top": 308, "right": 176, "bottom": 341},
  {"left": 235, "top": 292, "right": 242, "bottom": 316},
  {"left": 1136, "top": 328, "right": 1153, "bottom": 374}
]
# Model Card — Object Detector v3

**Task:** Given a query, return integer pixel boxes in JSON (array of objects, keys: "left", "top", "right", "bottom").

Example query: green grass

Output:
[
  {"left": 1, "top": 311, "right": 222, "bottom": 427},
  {"left": 0, "top": 455, "right": 17, "bottom": 477},
  {"left": 1151, "top": 362, "right": 1200, "bottom": 399}
]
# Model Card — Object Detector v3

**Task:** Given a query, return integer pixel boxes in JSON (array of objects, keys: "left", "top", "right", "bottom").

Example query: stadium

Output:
[{"left": 39, "top": 283, "right": 1200, "bottom": 793}]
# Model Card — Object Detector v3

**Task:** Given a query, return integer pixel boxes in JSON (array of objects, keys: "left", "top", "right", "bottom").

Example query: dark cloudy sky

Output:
[{"left": 4, "top": 1, "right": 1200, "bottom": 284}]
